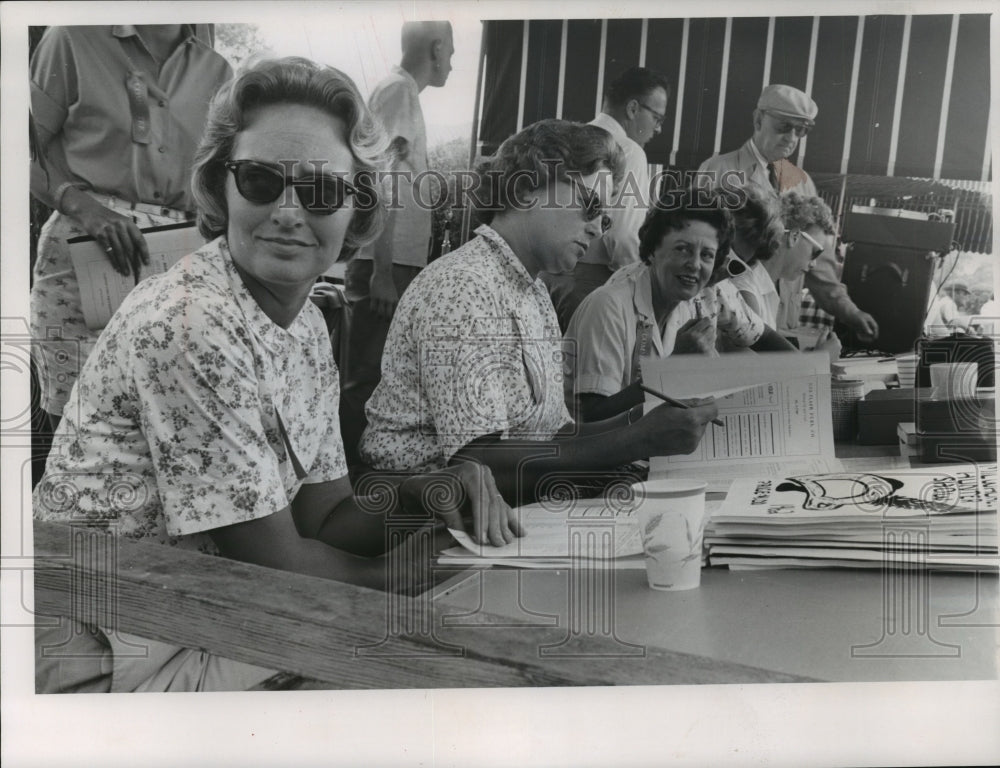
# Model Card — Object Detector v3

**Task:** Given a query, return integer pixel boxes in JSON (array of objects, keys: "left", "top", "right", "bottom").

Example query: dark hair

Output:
[
  {"left": 638, "top": 190, "right": 734, "bottom": 266},
  {"left": 780, "top": 192, "right": 836, "bottom": 236},
  {"left": 190, "top": 57, "right": 392, "bottom": 260},
  {"left": 473, "top": 119, "right": 624, "bottom": 223},
  {"left": 604, "top": 66, "right": 671, "bottom": 109},
  {"left": 727, "top": 182, "right": 783, "bottom": 263}
]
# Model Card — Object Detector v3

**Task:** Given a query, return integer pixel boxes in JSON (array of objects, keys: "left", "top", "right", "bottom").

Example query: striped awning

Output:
[{"left": 477, "top": 14, "right": 992, "bottom": 182}]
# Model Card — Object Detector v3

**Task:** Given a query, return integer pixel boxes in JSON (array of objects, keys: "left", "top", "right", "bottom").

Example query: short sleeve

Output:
[
  {"left": 30, "top": 27, "right": 78, "bottom": 141},
  {"left": 129, "top": 297, "right": 289, "bottom": 537},
  {"left": 803, "top": 251, "right": 855, "bottom": 318},
  {"left": 370, "top": 80, "right": 419, "bottom": 164},
  {"left": 565, "top": 287, "right": 633, "bottom": 397}
]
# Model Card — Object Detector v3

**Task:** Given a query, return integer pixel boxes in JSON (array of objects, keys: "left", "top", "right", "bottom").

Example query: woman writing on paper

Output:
[
  {"left": 358, "top": 120, "right": 719, "bottom": 505},
  {"left": 564, "top": 190, "right": 794, "bottom": 423},
  {"left": 34, "top": 57, "right": 514, "bottom": 693},
  {"left": 29, "top": 25, "right": 232, "bottom": 431}
]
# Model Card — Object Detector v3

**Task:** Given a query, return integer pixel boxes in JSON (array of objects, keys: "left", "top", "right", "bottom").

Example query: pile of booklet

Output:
[{"left": 706, "top": 464, "right": 998, "bottom": 572}]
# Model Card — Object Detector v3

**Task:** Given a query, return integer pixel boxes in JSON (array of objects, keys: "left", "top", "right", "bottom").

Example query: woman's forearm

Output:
[
  {"left": 575, "top": 383, "right": 644, "bottom": 423},
  {"left": 455, "top": 422, "right": 650, "bottom": 505}
]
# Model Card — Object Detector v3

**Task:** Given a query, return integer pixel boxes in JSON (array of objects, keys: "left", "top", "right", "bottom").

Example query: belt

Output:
[{"left": 88, "top": 192, "right": 195, "bottom": 222}]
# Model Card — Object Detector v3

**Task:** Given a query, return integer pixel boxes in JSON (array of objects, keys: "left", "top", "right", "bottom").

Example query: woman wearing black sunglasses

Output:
[
  {"left": 33, "top": 57, "right": 513, "bottom": 693},
  {"left": 358, "top": 119, "right": 718, "bottom": 505}
]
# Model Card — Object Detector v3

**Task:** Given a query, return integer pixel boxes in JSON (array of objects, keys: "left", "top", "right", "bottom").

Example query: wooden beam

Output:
[{"left": 33, "top": 521, "right": 813, "bottom": 688}]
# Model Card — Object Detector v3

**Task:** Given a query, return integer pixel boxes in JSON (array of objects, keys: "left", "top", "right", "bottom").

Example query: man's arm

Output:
[
  {"left": 368, "top": 81, "right": 422, "bottom": 319},
  {"left": 803, "top": 255, "right": 879, "bottom": 339}
]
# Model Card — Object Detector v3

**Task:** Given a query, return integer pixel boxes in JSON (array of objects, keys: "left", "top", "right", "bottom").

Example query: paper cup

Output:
[
  {"left": 895, "top": 353, "right": 918, "bottom": 388},
  {"left": 633, "top": 480, "right": 708, "bottom": 591},
  {"left": 930, "top": 362, "right": 978, "bottom": 400}
]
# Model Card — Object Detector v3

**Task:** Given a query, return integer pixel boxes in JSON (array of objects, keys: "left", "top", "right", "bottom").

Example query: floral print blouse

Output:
[
  {"left": 359, "top": 225, "right": 572, "bottom": 473},
  {"left": 33, "top": 236, "right": 348, "bottom": 555}
]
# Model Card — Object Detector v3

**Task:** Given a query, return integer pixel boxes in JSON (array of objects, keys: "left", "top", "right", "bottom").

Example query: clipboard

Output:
[{"left": 68, "top": 222, "right": 206, "bottom": 330}]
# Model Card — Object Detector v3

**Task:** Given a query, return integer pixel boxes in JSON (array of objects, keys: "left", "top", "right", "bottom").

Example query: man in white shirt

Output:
[
  {"left": 543, "top": 66, "right": 670, "bottom": 330},
  {"left": 341, "top": 21, "right": 454, "bottom": 462}
]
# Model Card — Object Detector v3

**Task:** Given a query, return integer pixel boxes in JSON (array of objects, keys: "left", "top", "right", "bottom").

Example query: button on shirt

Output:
[
  {"left": 33, "top": 237, "right": 347, "bottom": 555},
  {"left": 360, "top": 225, "right": 571, "bottom": 472},
  {"left": 354, "top": 66, "right": 433, "bottom": 268},
  {"left": 30, "top": 24, "right": 232, "bottom": 210}
]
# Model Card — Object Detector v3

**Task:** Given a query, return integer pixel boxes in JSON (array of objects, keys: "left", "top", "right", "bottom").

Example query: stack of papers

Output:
[
  {"left": 439, "top": 498, "right": 647, "bottom": 569},
  {"left": 706, "top": 464, "right": 998, "bottom": 572}
]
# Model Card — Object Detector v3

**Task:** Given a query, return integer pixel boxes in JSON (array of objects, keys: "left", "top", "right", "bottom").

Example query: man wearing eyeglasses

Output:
[
  {"left": 698, "top": 84, "right": 879, "bottom": 343},
  {"left": 543, "top": 66, "right": 670, "bottom": 331}
]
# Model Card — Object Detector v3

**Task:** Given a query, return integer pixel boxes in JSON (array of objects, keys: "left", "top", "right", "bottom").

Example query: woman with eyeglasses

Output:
[
  {"left": 358, "top": 120, "right": 718, "bottom": 505},
  {"left": 564, "top": 190, "right": 794, "bottom": 423},
  {"left": 33, "top": 58, "right": 514, "bottom": 693},
  {"left": 730, "top": 192, "right": 833, "bottom": 327}
]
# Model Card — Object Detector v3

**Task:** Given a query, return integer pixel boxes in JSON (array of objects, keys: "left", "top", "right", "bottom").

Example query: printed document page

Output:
[
  {"left": 643, "top": 353, "right": 839, "bottom": 489},
  {"left": 69, "top": 223, "right": 205, "bottom": 330}
]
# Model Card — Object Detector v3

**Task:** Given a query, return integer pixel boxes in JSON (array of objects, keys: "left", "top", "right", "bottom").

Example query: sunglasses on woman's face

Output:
[
  {"left": 722, "top": 251, "right": 749, "bottom": 277},
  {"left": 224, "top": 159, "right": 358, "bottom": 215},
  {"left": 568, "top": 178, "right": 613, "bottom": 233},
  {"left": 798, "top": 230, "right": 826, "bottom": 260}
]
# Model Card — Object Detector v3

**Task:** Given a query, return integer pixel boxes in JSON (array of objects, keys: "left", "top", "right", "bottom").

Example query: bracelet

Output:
[
  {"left": 626, "top": 404, "right": 641, "bottom": 425},
  {"left": 53, "top": 181, "right": 83, "bottom": 212}
]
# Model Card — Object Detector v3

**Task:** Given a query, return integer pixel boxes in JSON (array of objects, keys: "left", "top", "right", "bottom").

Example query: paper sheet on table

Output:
[
  {"left": 443, "top": 498, "right": 643, "bottom": 561},
  {"left": 642, "top": 353, "right": 839, "bottom": 492},
  {"left": 69, "top": 222, "right": 205, "bottom": 330}
]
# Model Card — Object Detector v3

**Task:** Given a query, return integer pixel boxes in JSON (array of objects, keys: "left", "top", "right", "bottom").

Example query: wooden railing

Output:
[{"left": 32, "top": 520, "right": 812, "bottom": 688}]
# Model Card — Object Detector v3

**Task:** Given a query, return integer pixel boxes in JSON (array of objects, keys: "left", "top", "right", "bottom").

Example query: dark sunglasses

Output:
[
  {"left": 224, "top": 159, "right": 358, "bottom": 215},
  {"left": 569, "top": 178, "right": 613, "bottom": 233},
  {"left": 722, "top": 252, "right": 749, "bottom": 277},
  {"left": 764, "top": 111, "right": 813, "bottom": 137}
]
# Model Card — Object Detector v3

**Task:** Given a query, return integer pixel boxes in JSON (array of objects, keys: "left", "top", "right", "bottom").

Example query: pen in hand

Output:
[{"left": 639, "top": 384, "right": 725, "bottom": 427}]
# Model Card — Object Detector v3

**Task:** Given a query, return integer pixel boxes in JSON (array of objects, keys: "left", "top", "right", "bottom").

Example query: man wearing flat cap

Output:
[{"left": 698, "top": 84, "right": 879, "bottom": 343}]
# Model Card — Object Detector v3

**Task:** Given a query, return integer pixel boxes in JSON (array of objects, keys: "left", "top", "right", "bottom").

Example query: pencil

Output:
[{"left": 639, "top": 384, "right": 725, "bottom": 427}]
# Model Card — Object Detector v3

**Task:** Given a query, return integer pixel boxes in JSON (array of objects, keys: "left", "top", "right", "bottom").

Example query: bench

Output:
[{"left": 32, "top": 520, "right": 811, "bottom": 689}]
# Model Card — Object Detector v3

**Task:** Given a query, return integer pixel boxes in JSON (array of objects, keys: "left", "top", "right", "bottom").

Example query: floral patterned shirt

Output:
[
  {"left": 33, "top": 236, "right": 348, "bottom": 555},
  {"left": 359, "top": 225, "right": 572, "bottom": 472}
]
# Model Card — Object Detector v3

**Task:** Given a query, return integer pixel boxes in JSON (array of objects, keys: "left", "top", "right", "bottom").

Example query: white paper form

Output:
[
  {"left": 642, "top": 353, "right": 840, "bottom": 491},
  {"left": 440, "top": 498, "right": 644, "bottom": 568},
  {"left": 69, "top": 223, "right": 205, "bottom": 330}
]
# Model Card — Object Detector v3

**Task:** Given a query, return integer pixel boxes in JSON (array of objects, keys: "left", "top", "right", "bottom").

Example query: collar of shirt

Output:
[
  {"left": 391, "top": 64, "right": 420, "bottom": 96},
  {"left": 591, "top": 112, "right": 630, "bottom": 146},
  {"left": 111, "top": 24, "right": 197, "bottom": 42},
  {"left": 610, "top": 262, "right": 667, "bottom": 357},
  {"left": 747, "top": 138, "right": 770, "bottom": 172},
  {"left": 218, "top": 237, "right": 315, "bottom": 347},
  {"left": 474, "top": 224, "right": 540, "bottom": 293}
]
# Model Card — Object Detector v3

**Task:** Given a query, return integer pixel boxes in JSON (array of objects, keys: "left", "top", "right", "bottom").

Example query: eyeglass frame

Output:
[
  {"left": 635, "top": 101, "right": 666, "bottom": 129},
  {"left": 223, "top": 159, "right": 360, "bottom": 215},
  {"left": 762, "top": 111, "right": 813, "bottom": 137},
  {"left": 784, "top": 228, "right": 826, "bottom": 261},
  {"left": 721, "top": 251, "right": 750, "bottom": 277},
  {"left": 567, "top": 177, "right": 613, "bottom": 233}
]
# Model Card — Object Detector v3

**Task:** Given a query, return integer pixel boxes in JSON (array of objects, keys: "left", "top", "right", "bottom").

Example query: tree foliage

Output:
[{"left": 214, "top": 23, "right": 268, "bottom": 68}]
